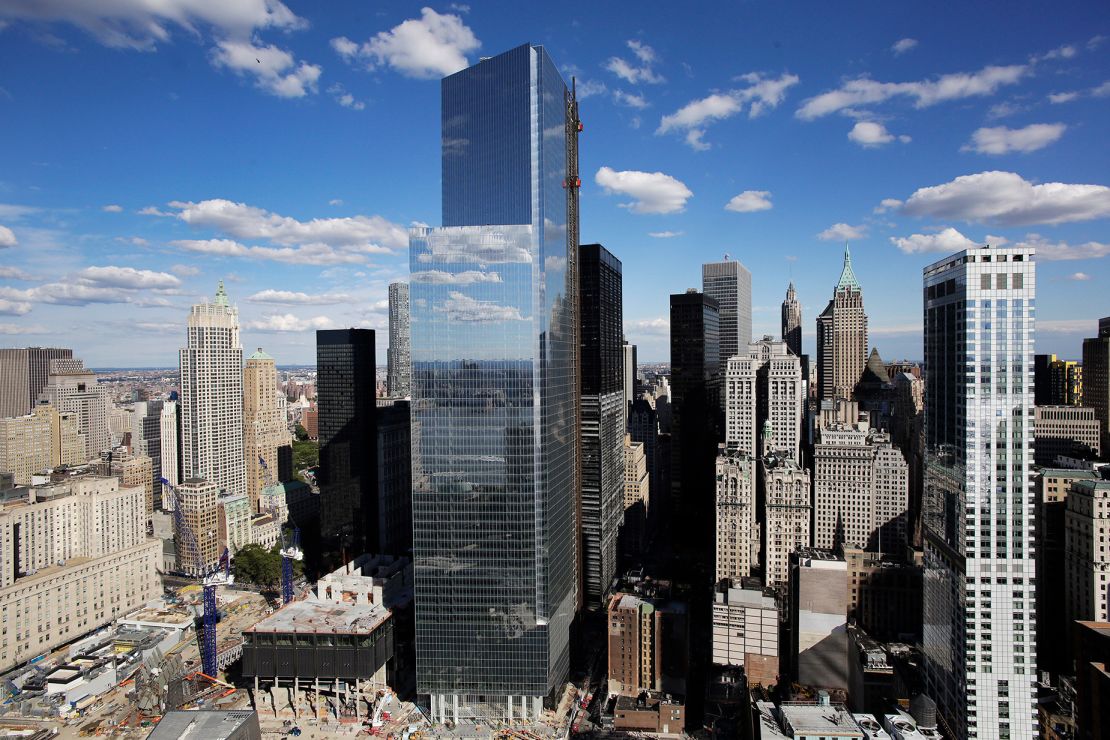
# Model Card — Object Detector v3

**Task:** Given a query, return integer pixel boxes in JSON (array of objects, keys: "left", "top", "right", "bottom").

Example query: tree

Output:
[
  {"left": 294, "top": 423, "right": 309, "bottom": 441},
  {"left": 233, "top": 543, "right": 281, "bottom": 589}
]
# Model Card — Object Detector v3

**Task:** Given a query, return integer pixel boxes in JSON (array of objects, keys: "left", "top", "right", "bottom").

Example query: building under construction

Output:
[{"left": 240, "top": 554, "right": 413, "bottom": 722}]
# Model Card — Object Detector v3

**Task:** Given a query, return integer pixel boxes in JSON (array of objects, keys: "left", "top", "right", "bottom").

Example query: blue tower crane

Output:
[
  {"left": 160, "top": 477, "right": 233, "bottom": 677},
  {"left": 258, "top": 456, "right": 303, "bottom": 604}
]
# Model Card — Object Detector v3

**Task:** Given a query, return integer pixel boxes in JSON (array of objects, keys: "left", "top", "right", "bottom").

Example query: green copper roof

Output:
[
  {"left": 214, "top": 280, "right": 230, "bottom": 307},
  {"left": 837, "top": 243, "right": 862, "bottom": 291},
  {"left": 248, "top": 347, "right": 273, "bottom": 361}
]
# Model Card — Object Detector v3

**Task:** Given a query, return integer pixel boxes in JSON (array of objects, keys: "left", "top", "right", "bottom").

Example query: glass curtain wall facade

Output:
[
  {"left": 316, "top": 329, "right": 378, "bottom": 563},
  {"left": 579, "top": 244, "right": 624, "bottom": 607},
  {"left": 410, "top": 43, "right": 576, "bottom": 722},
  {"left": 921, "top": 246, "right": 1037, "bottom": 740}
]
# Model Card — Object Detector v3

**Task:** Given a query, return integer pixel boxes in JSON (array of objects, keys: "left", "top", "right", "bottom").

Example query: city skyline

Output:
[{"left": 0, "top": 3, "right": 1107, "bottom": 366}]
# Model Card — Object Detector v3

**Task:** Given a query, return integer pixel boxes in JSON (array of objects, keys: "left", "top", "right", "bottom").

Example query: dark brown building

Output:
[{"left": 1073, "top": 621, "right": 1110, "bottom": 740}]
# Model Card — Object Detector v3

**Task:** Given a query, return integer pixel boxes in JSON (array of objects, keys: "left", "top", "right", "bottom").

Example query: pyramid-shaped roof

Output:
[{"left": 836, "top": 243, "right": 862, "bottom": 291}]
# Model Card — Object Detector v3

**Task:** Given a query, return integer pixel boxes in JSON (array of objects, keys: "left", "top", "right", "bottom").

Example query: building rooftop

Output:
[
  {"left": 1038, "top": 468, "right": 1099, "bottom": 479},
  {"left": 853, "top": 714, "right": 891, "bottom": 739},
  {"left": 754, "top": 701, "right": 790, "bottom": 739},
  {"left": 147, "top": 710, "right": 259, "bottom": 739},
  {"left": 779, "top": 702, "right": 863, "bottom": 736},
  {"left": 246, "top": 347, "right": 273, "bottom": 361},
  {"left": 245, "top": 598, "right": 390, "bottom": 635},
  {"left": 717, "top": 586, "right": 776, "bottom": 609}
]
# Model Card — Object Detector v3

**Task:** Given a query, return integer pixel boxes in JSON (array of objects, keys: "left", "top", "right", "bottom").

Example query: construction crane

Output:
[
  {"left": 160, "top": 477, "right": 233, "bottom": 677},
  {"left": 259, "top": 455, "right": 303, "bottom": 604}
]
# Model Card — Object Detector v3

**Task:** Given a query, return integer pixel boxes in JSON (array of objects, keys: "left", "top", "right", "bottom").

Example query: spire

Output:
[
  {"left": 214, "top": 280, "right": 229, "bottom": 307},
  {"left": 836, "top": 242, "right": 862, "bottom": 291}
]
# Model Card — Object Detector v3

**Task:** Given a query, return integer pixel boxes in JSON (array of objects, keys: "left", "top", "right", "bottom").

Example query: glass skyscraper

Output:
[
  {"left": 409, "top": 43, "right": 577, "bottom": 722},
  {"left": 579, "top": 243, "right": 624, "bottom": 607},
  {"left": 921, "top": 245, "right": 1037, "bottom": 739}
]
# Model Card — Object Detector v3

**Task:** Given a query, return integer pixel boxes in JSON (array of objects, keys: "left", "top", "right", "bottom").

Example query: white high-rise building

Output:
[
  {"left": 715, "top": 451, "right": 757, "bottom": 584},
  {"left": 921, "top": 245, "right": 1037, "bottom": 740},
  {"left": 159, "top": 400, "right": 180, "bottom": 511},
  {"left": 703, "top": 259, "right": 753, "bottom": 363},
  {"left": 179, "top": 282, "right": 244, "bottom": 499},
  {"left": 725, "top": 337, "right": 804, "bottom": 461}
]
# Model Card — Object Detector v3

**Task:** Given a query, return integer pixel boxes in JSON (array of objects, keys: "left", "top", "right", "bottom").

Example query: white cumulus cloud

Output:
[
  {"left": 102, "top": 204, "right": 123, "bottom": 213},
  {"left": 725, "top": 190, "right": 773, "bottom": 213},
  {"left": 1070, "top": 272, "right": 1092, "bottom": 281},
  {"left": 211, "top": 39, "right": 320, "bottom": 98},
  {"left": 889, "top": 227, "right": 979, "bottom": 254},
  {"left": 625, "top": 317, "right": 669, "bottom": 337},
  {"left": 0, "top": 0, "right": 305, "bottom": 51},
  {"left": 847, "top": 121, "right": 910, "bottom": 147},
  {"left": 962, "top": 123, "right": 1066, "bottom": 154},
  {"left": 648, "top": 231, "right": 683, "bottom": 238},
  {"left": 0, "top": 225, "right": 16, "bottom": 248},
  {"left": 658, "top": 73, "right": 799, "bottom": 149},
  {"left": 333, "top": 7, "right": 480, "bottom": 79},
  {"left": 164, "top": 198, "right": 407, "bottom": 251},
  {"left": 796, "top": 63, "right": 1027, "bottom": 119},
  {"left": 1009, "top": 234, "right": 1110, "bottom": 261},
  {"left": 76, "top": 265, "right": 181, "bottom": 290},
  {"left": 595, "top": 167, "right": 692, "bottom": 214},
  {"left": 818, "top": 223, "right": 867, "bottom": 241},
  {"left": 605, "top": 39, "right": 663, "bottom": 85},
  {"left": 247, "top": 289, "right": 352, "bottom": 304},
  {"left": 246, "top": 314, "right": 337, "bottom": 332},
  {"left": 892, "top": 38, "right": 918, "bottom": 55},
  {"left": 873, "top": 198, "right": 903, "bottom": 214},
  {"left": 1049, "top": 91, "right": 1080, "bottom": 104},
  {"left": 901, "top": 171, "right": 1110, "bottom": 225},
  {"left": 0, "top": 298, "right": 32, "bottom": 316}
]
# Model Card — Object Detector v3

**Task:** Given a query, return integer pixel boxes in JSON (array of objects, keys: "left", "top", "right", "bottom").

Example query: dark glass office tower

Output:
[
  {"left": 579, "top": 244, "right": 624, "bottom": 607},
  {"left": 316, "top": 329, "right": 378, "bottom": 566},
  {"left": 410, "top": 43, "right": 579, "bottom": 722},
  {"left": 669, "top": 290, "right": 721, "bottom": 549}
]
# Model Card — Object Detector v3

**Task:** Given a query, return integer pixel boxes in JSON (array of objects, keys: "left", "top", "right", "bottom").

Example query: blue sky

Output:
[{"left": 0, "top": 1, "right": 1108, "bottom": 366}]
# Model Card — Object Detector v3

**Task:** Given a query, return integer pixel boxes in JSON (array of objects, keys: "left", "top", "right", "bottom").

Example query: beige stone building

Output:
[
  {"left": 814, "top": 423, "right": 908, "bottom": 553},
  {"left": 243, "top": 348, "right": 291, "bottom": 512},
  {"left": 1033, "top": 405, "right": 1102, "bottom": 466},
  {"left": 715, "top": 451, "right": 757, "bottom": 584},
  {"left": 218, "top": 492, "right": 252, "bottom": 556},
  {"left": 1065, "top": 479, "right": 1110, "bottom": 628},
  {"left": 762, "top": 453, "right": 811, "bottom": 587},
  {"left": 113, "top": 452, "right": 154, "bottom": 518},
  {"left": 39, "top": 359, "right": 110, "bottom": 459},
  {"left": 623, "top": 436, "right": 649, "bottom": 510},
  {"left": 0, "top": 405, "right": 84, "bottom": 485},
  {"left": 0, "top": 476, "right": 159, "bottom": 671},
  {"left": 173, "top": 478, "right": 221, "bottom": 575},
  {"left": 816, "top": 246, "right": 868, "bottom": 404}
]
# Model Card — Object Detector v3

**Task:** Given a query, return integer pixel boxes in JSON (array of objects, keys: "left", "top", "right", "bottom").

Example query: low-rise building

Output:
[
  {"left": 0, "top": 477, "right": 159, "bottom": 672},
  {"left": 148, "top": 710, "right": 262, "bottom": 740},
  {"left": 607, "top": 580, "right": 688, "bottom": 698},
  {"left": 1034, "top": 405, "right": 1102, "bottom": 466},
  {"left": 240, "top": 554, "right": 413, "bottom": 700},
  {"left": 789, "top": 549, "right": 848, "bottom": 690},
  {"left": 778, "top": 698, "right": 865, "bottom": 739},
  {"left": 612, "top": 692, "right": 685, "bottom": 736},
  {"left": 218, "top": 493, "right": 252, "bottom": 555},
  {"left": 710, "top": 585, "right": 778, "bottom": 685}
]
